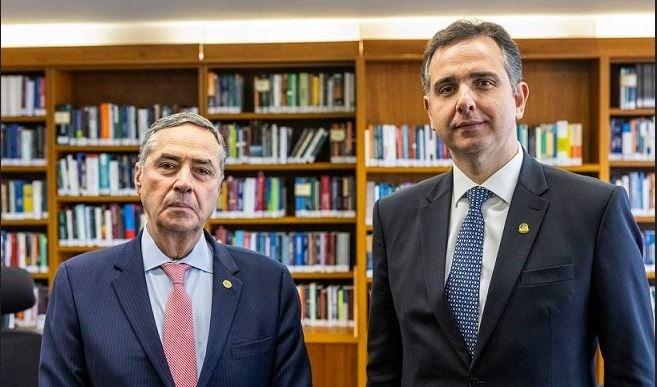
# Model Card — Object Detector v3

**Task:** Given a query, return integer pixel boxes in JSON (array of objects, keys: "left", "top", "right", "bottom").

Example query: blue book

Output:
[
  {"left": 13, "top": 180, "right": 24, "bottom": 213},
  {"left": 294, "top": 232, "right": 304, "bottom": 266},
  {"left": 123, "top": 204, "right": 136, "bottom": 239}
]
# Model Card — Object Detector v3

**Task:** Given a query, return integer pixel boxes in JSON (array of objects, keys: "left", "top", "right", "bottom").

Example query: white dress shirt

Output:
[
  {"left": 142, "top": 227, "right": 214, "bottom": 378},
  {"left": 445, "top": 143, "right": 523, "bottom": 328}
]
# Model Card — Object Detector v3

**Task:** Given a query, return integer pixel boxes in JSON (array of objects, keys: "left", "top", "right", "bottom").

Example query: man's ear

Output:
[
  {"left": 514, "top": 82, "right": 529, "bottom": 120},
  {"left": 134, "top": 162, "right": 142, "bottom": 194}
]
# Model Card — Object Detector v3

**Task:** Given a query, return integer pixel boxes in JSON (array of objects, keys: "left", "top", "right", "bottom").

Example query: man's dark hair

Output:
[{"left": 421, "top": 19, "right": 523, "bottom": 94}]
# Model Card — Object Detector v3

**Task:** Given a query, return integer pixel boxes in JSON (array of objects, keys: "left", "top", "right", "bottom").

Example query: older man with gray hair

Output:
[{"left": 40, "top": 112, "right": 312, "bottom": 387}]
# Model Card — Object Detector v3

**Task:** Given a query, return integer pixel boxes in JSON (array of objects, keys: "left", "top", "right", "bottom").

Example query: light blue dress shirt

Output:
[{"left": 142, "top": 227, "right": 213, "bottom": 379}]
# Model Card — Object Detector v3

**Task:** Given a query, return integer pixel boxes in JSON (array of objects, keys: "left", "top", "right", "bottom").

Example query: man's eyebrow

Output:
[
  {"left": 155, "top": 153, "right": 182, "bottom": 162},
  {"left": 154, "top": 154, "right": 215, "bottom": 167},
  {"left": 470, "top": 71, "right": 500, "bottom": 80}
]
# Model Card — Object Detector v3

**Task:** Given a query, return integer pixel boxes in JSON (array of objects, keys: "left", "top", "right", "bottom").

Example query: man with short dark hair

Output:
[
  {"left": 367, "top": 20, "right": 654, "bottom": 386},
  {"left": 39, "top": 112, "right": 312, "bottom": 387}
]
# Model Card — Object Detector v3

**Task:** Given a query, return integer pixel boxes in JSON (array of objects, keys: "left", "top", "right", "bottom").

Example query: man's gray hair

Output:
[
  {"left": 421, "top": 19, "right": 523, "bottom": 95},
  {"left": 138, "top": 112, "right": 228, "bottom": 173}
]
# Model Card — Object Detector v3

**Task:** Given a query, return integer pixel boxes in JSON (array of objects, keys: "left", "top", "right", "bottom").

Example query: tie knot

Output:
[
  {"left": 467, "top": 186, "right": 493, "bottom": 210},
  {"left": 161, "top": 262, "right": 190, "bottom": 285}
]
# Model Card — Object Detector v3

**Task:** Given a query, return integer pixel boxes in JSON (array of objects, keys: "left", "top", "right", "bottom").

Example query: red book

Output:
[
  {"left": 255, "top": 172, "right": 266, "bottom": 212},
  {"left": 320, "top": 175, "right": 331, "bottom": 211}
]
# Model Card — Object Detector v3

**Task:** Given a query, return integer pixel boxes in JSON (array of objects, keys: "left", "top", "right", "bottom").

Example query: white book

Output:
[
  {"left": 94, "top": 207, "right": 103, "bottom": 244},
  {"left": 109, "top": 160, "right": 120, "bottom": 194},
  {"left": 66, "top": 154, "right": 80, "bottom": 196},
  {"left": 17, "top": 232, "right": 27, "bottom": 269},
  {"left": 137, "top": 108, "right": 150, "bottom": 141},
  {"left": 243, "top": 178, "right": 256, "bottom": 215},
  {"left": 104, "top": 209, "right": 113, "bottom": 241},
  {"left": 24, "top": 78, "right": 35, "bottom": 116},
  {"left": 279, "top": 126, "right": 288, "bottom": 163},
  {"left": 87, "top": 106, "right": 99, "bottom": 141},
  {"left": 65, "top": 209, "right": 74, "bottom": 243},
  {"left": 32, "top": 180, "right": 43, "bottom": 219},
  {"left": 302, "top": 128, "right": 326, "bottom": 163},
  {"left": 20, "top": 128, "right": 34, "bottom": 161},
  {"left": 85, "top": 155, "right": 99, "bottom": 196},
  {"left": 271, "top": 123, "right": 278, "bottom": 161}
]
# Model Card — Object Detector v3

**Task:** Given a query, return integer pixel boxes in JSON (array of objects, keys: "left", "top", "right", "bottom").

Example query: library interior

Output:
[{"left": 1, "top": 1, "right": 654, "bottom": 386}]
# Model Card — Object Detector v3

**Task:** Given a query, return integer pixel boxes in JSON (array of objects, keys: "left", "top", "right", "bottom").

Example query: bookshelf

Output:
[{"left": 2, "top": 38, "right": 654, "bottom": 387}]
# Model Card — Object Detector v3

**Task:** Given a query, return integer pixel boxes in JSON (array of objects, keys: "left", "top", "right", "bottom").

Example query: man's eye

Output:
[
  {"left": 196, "top": 168, "right": 211, "bottom": 175},
  {"left": 160, "top": 162, "right": 176, "bottom": 170},
  {"left": 438, "top": 85, "right": 455, "bottom": 95},
  {"left": 477, "top": 79, "right": 494, "bottom": 88}
]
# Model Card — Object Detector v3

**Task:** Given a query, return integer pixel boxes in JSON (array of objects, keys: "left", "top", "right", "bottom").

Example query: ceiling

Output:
[{"left": 2, "top": 0, "right": 655, "bottom": 24}]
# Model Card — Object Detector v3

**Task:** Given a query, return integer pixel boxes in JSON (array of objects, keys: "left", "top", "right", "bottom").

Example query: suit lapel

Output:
[
  {"left": 110, "top": 234, "right": 174, "bottom": 387},
  {"left": 197, "top": 232, "right": 243, "bottom": 387},
  {"left": 420, "top": 172, "right": 470, "bottom": 366},
  {"left": 472, "top": 154, "right": 549, "bottom": 366}
]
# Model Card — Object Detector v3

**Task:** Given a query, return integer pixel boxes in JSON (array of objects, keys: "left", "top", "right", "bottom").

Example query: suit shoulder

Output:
[
  {"left": 60, "top": 240, "right": 133, "bottom": 272},
  {"left": 541, "top": 164, "right": 616, "bottom": 201},
  {"left": 378, "top": 173, "right": 446, "bottom": 208},
  {"left": 222, "top": 244, "right": 286, "bottom": 275}
]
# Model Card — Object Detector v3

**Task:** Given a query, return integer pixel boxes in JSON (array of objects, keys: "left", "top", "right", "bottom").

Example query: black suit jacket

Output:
[
  {"left": 367, "top": 152, "right": 655, "bottom": 386},
  {"left": 39, "top": 231, "right": 312, "bottom": 387}
]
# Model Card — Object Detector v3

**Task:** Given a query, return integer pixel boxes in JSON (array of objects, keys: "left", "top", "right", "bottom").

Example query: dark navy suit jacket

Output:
[
  {"left": 367, "top": 152, "right": 655, "bottom": 386},
  {"left": 39, "top": 231, "right": 312, "bottom": 386}
]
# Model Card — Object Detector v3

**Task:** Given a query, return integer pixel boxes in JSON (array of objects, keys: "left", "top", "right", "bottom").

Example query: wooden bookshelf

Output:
[
  {"left": 0, "top": 218, "right": 49, "bottom": 227},
  {"left": 0, "top": 115, "right": 46, "bottom": 123},
  {"left": 0, "top": 165, "right": 48, "bottom": 173},
  {"left": 2, "top": 38, "right": 654, "bottom": 387}
]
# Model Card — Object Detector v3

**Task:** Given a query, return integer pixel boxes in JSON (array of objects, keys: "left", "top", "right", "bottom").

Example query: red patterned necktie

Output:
[{"left": 161, "top": 263, "right": 197, "bottom": 387}]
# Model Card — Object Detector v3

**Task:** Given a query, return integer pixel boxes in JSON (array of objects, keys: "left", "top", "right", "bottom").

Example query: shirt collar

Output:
[
  {"left": 142, "top": 226, "right": 213, "bottom": 274},
  {"left": 452, "top": 142, "right": 523, "bottom": 206}
]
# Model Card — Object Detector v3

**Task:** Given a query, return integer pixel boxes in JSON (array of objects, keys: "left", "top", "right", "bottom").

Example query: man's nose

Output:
[
  {"left": 456, "top": 86, "right": 476, "bottom": 115},
  {"left": 173, "top": 165, "right": 193, "bottom": 193}
]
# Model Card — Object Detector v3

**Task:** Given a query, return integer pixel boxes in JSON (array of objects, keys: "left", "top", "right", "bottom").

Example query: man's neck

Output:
[
  {"left": 147, "top": 223, "right": 203, "bottom": 260},
  {"left": 452, "top": 144, "right": 518, "bottom": 185}
]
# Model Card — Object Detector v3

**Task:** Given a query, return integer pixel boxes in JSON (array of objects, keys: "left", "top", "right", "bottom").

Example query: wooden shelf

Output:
[
  {"left": 207, "top": 112, "right": 355, "bottom": 121},
  {"left": 366, "top": 166, "right": 451, "bottom": 174},
  {"left": 58, "top": 245, "right": 105, "bottom": 254},
  {"left": 56, "top": 145, "right": 139, "bottom": 153},
  {"left": 557, "top": 164, "right": 600, "bottom": 173},
  {"left": 609, "top": 108, "right": 655, "bottom": 116},
  {"left": 226, "top": 162, "right": 355, "bottom": 171},
  {"left": 0, "top": 218, "right": 49, "bottom": 227},
  {"left": 292, "top": 271, "right": 353, "bottom": 280},
  {"left": 0, "top": 115, "right": 46, "bottom": 123},
  {"left": 303, "top": 326, "right": 357, "bottom": 344},
  {"left": 634, "top": 216, "right": 655, "bottom": 224},
  {"left": 209, "top": 216, "right": 356, "bottom": 225},
  {"left": 32, "top": 272, "right": 50, "bottom": 280},
  {"left": 647, "top": 271, "right": 655, "bottom": 281},
  {"left": 609, "top": 160, "right": 655, "bottom": 168},
  {"left": 57, "top": 195, "right": 140, "bottom": 203},
  {"left": 0, "top": 165, "right": 47, "bottom": 173}
]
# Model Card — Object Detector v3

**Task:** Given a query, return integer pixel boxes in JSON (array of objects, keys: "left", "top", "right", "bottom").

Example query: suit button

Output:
[{"left": 467, "top": 377, "right": 481, "bottom": 386}]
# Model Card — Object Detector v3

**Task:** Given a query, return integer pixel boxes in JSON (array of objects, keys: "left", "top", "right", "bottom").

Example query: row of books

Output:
[
  {"left": 518, "top": 121, "right": 583, "bottom": 166},
  {"left": 55, "top": 103, "right": 198, "bottom": 145},
  {"left": 294, "top": 176, "right": 355, "bottom": 217},
  {"left": 207, "top": 73, "right": 244, "bottom": 113},
  {"left": 609, "top": 117, "right": 655, "bottom": 161},
  {"left": 1, "top": 231, "right": 49, "bottom": 273},
  {"left": 215, "top": 174, "right": 286, "bottom": 218},
  {"left": 1, "top": 179, "right": 48, "bottom": 220},
  {"left": 365, "top": 124, "right": 451, "bottom": 167},
  {"left": 0, "top": 124, "right": 47, "bottom": 165},
  {"left": 254, "top": 71, "right": 355, "bottom": 113},
  {"left": 612, "top": 171, "right": 655, "bottom": 216},
  {"left": 297, "top": 283, "right": 354, "bottom": 327},
  {"left": 1, "top": 74, "right": 46, "bottom": 117},
  {"left": 6, "top": 285, "right": 49, "bottom": 331},
  {"left": 618, "top": 64, "right": 655, "bottom": 110},
  {"left": 643, "top": 229, "right": 655, "bottom": 272},
  {"left": 57, "top": 153, "right": 138, "bottom": 196},
  {"left": 365, "top": 181, "right": 413, "bottom": 225},
  {"left": 217, "top": 122, "right": 330, "bottom": 164},
  {"left": 214, "top": 227, "right": 350, "bottom": 272},
  {"left": 58, "top": 204, "right": 145, "bottom": 246}
]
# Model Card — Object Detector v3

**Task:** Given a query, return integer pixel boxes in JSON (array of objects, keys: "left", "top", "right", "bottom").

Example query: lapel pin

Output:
[
  {"left": 518, "top": 223, "right": 530, "bottom": 234},
  {"left": 222, "top": 279, "right": 233, "bottom": 289}
]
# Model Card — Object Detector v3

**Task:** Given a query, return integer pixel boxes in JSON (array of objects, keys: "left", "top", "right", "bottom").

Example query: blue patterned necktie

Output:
[{"left": 445, "top": 186, "right": 493, "bottom": 357}]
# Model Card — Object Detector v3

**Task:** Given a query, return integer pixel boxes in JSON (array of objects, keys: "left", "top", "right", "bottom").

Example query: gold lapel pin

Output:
[
  {"left": 518, "top": 223, "right": 530, "bottom": 234},
  {"left": 223, "top": 279, "right": 233, "bottom": 289}
]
